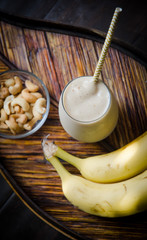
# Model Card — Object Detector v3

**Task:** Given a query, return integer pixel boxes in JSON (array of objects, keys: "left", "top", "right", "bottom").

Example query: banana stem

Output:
[
  {"left": 42, "top": 136, "right": 82, "bottom": 170},
  {"left": 42, "top": 138, "right": 71, "bottom": 181},
  {"left": 55, "top": 146, "right": 82, "bottom": 171},
  {"left": 48, "top": 156, "right": 71, "bottom": 182}
]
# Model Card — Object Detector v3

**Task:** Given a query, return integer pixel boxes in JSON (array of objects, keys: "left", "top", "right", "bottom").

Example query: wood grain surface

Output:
[
  {"left": 0, "top": 20, "right": 147, "bottom": 240},
  {"left": 0, "top": 0, "right": 147, "bottom": 61}
]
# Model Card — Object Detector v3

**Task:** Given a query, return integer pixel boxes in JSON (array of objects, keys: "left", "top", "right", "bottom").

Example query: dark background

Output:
[
  {"left": 0, "top": 1, "right": 147, "bottom": 239},
  {"left": 0, "top": 0, "right": 147, "bottom": 60}
]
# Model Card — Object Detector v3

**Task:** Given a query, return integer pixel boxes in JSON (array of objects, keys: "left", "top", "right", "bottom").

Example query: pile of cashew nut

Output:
[{"left": 0, "top": 76, "right": 46, "bottom": 135}]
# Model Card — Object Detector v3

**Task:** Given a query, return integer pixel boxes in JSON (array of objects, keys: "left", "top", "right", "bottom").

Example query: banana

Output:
[
  {"left": 42, "top": 141, "right": 147, "bottom": 217},
  {"left": 42, "top": 132, "right": 147, "bottom": 183}
]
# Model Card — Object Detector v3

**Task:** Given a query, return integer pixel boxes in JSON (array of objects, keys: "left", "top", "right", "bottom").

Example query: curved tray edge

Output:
[
  {"left": 0, "top": 162, "right": 86, "bottom": 240},
  {"left": 0, "top": 10, "right": 146, "bottom": 67}
]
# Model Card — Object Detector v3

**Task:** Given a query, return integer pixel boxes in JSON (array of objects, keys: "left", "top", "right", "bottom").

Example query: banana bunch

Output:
[
  {"left": 43, "top": 132, "right": 147, "bottom": 183},
  {"left": 42, "top": 132, "right": 147, "bottom": 218}
]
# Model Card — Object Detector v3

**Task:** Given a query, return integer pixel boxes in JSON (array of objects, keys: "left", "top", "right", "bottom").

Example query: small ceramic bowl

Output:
[{"left": 0, "top": 70, "right": 50, "bottom": 139}]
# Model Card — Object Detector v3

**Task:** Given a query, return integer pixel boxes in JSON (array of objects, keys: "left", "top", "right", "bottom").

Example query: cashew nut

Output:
[
  {"left": 25, "top": 107, "right": 33, "bottom": 120},
  {"left": 31, "top": 92, "right": 42, "bottom": 99},
  {"left": 22, "top": 88, "right": 37, "bottom": 103},
  {"left": 12, "top": 113, "right": 28, "bottom": 124},
  {"left": 25, "top": 80, "right": 39, "bottom": 92},
  {"left": 23, "top": 116, "right": 40, "bottom": 130},
  {"left": 32, "top": 103, "right": 42, "bottom": 119},
  {"left": 11, "top": 97, "right": 30, "bottom": 112},
  {"left": 0, "top": 99, "right": 3, "bottom": 109},
  {"left": 5, "top": 115, "right": 22, "bottom": 134},
  {"left": 0, "top": 108, "right": 8, "bottom": 122},
  {"left": 14, "top": 105, "right": 20, "bottom": 113},
  {"left": 33, "top": 98, "right": 46, "bottom": 115},
  {"left": 10, "top": 104, "right": 15, "bottom": 114},
  {"left": 14, "top": 105, "right": 24, "bottom": 113},
  {"left": 16, "top": 93, "right": 23, "bottom": 98},
  {"left": 32, "top": 107, "right": 42, "bottom": 120},
  {"left": 5, "top": 78, "right": 15, "bottom": 87},
  {"left": 9, "top": 76, "right": 23, "bottom": 95},
  {"left": 0, "top": 75, "right": 46, "bottom": 135},
  {"left": 0, "top": 121, "right": 8, "bottom": 129},
  {"left": 4, "top": 95, "right": 15, "bottom": 115},
  {"left": 0, "top": 87, "right": 9, "bottom": 99}
]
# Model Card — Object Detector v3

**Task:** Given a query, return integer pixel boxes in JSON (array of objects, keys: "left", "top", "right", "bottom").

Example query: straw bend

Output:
[{"left": 93, "top": 7, "right": 122, "bottom": 82}]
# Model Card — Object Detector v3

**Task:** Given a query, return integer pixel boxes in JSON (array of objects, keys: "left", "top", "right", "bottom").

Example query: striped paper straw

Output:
[{"left": 93, "top": 7, "right": 122, "bottom": 82}]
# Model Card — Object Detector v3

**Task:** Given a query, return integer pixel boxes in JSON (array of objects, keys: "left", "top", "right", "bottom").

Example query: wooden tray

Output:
[{"left": 0, "top": 14, "right": 147, "bottom": 240}]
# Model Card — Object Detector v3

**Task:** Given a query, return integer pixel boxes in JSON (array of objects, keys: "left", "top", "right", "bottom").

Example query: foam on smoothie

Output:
[{"left": 63, "top": 76, "right": 110, "bottom": 122}]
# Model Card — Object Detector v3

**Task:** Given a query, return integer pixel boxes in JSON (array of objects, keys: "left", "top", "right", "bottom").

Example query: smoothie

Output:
[
  {"left": 63, "top": 76, "right": 110, "bottom": 122},
  {"left": 59, "top": 76, "right": 118, "bottom": 142}
]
